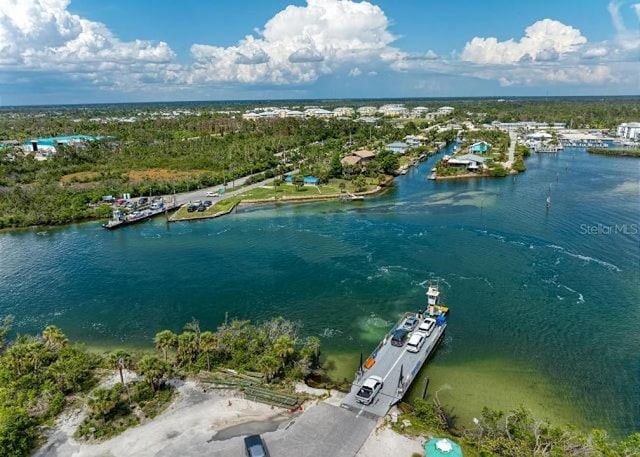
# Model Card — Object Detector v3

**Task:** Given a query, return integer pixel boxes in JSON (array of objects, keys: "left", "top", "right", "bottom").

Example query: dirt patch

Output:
[
  {"left": 128, "top": 169, "right": 209, "bottom": 183},
  {"left": 60, "top": 171, "right": 101, "bottom": 184}
]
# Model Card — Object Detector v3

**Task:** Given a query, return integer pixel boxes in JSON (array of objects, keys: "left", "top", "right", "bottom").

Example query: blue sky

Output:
[{"left": 0, "top": 0, "right": 638, "bottom": 105}]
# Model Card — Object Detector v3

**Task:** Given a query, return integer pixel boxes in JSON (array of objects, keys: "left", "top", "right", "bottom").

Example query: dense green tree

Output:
[
  {"left": 199, "top": 331, "right": 218, "bottom": 372},
  {"left": 176, "top": 332, "right": 199, "bottom": 367},
  {"left": 373, "top": 150, "right": 399, "bottom": 175},
  {"left": 273, "top": 335, "right": 295, "bottom": 371},
  {"left": 0, "top": 408, "right": 36, "bottom": 457},
  {"left": 329, "top": 153, "right": 343, "bottom": 178},
  {"left": 137, "top": 355, "right": 171, "bottom": 392},
  {"left": 154, "top": 330, "right": 177, "bottom": 363},
  {"left": 257, "top": 353, "right": 280, "bottom": 382}
]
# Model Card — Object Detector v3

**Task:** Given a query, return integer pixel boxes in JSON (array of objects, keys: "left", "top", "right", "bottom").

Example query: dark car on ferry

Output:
[
  {"left": 244, "top": 434, "right": 269, "bottom": 457},
  {"left": 390, "top": 328, "right": 410, "bottom": 347}
]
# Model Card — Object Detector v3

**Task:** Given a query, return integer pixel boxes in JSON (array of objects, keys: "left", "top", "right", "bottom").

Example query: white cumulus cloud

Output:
[
  {"left": 186, "top": 0, "right": 396, "bottom": 85},
  {"left": 461, "top": 19, "right": 586, "bottom": 64},
  {"left": 0, "top": 0, "right": 174, "bottom": 70}
]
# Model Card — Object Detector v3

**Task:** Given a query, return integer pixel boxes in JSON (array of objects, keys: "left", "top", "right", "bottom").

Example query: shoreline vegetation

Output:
[
  {"left": 587, "top": 147, "right": 640, "bottom": 157},
  {"left": 2, "top": 97, "right": 637, "bottom": 229},
  {"left": 1, "top": 317, "right": 638, "bottom": 456},
  {"left": 169, "top": 176, "right": 393, "bottom": 222}
]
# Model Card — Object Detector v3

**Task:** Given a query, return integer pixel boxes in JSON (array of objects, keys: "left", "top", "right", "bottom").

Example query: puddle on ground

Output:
[{"left": 209, "top": 418, "right": 290, "bottom": 441}]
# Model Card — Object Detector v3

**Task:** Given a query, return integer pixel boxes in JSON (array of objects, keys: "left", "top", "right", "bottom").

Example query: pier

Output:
[{"left": 103, "top": 200, "right": 178, "bottom": 229}]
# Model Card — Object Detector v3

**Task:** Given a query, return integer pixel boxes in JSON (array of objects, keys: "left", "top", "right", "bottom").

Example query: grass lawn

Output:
[
  {"left": 172, "top": 197, "right": 241, "bottom": 220},
  {"left": 240, "top": 179, "right": 379, "bottom": 200}
]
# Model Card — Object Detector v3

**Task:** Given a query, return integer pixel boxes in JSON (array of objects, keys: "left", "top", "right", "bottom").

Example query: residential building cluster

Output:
[{"left": 242, "top": 104, "right": 455, "bottom": 121}]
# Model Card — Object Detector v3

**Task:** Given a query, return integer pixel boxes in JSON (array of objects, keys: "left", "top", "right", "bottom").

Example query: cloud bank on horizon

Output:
[{"left": 0, "top": 0, "right": 638, "bottom": 103}]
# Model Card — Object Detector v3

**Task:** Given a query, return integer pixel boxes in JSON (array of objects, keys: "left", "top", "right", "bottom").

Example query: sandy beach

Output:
[{"left": 35, "top": 378, "right": 425, "bottom": 457}]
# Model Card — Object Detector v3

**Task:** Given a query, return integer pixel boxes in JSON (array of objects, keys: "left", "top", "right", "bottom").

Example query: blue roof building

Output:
[
  {"left": 284, "top": 175, "right": 320, "bottom": 185},
  {"left": 469, "top": 141, "right": 491, "bottom": 154},
  {"left": 23, "top": 135, "right": 115, "bottom": 154}
]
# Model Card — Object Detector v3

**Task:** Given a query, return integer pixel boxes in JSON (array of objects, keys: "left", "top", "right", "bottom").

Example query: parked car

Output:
[
  {"left": 138, "top": 197, "right": 148, "bottom": 205},
  {"left": 406, "top": 332, "right": 426, "bottom": 353},
  {"left": 187, "top": 205, "right": 196, "bottom": 213},
  {"left": 244, "top": 434, "right": 269, "bottom": 457},
  {"left": 196, "top": 205, "right": 205, "bottom": 212},
  {"left": 402, "top": 316, "right": 419, "bottom": 331},
  {"left": 203, "top": 200, "right": 212, "bottom": 207},
  {"left": 417, "top": 318, "right": 436, "bottom": 337},
  {"left": 390, "top": 328, "right": 410, "bottom": 347},
  {"left": 355, "top": 375, "right": 383, "bottom": 405}
]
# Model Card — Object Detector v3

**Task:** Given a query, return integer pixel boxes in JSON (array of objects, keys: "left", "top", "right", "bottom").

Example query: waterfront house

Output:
[
  {"left": 342, "top": 149, "right": 375, "bottom": 171},
  {"left": 341, "top": 155, "right": 362, "bottom": 167},
  {"left": 352, "top": 149, "right": 376, "bottom": 161},
  {"left": 404, "top": 135, "right": 423, "bottom": 147},
  {"left": 447, "top": 153, "right": 489, "bottom": 171},
  {"left": 386, "top": 141, "right": 410, "bottom": 154},
  {"left": 469, "top": 141, "right": 491, "bottom": 154}
]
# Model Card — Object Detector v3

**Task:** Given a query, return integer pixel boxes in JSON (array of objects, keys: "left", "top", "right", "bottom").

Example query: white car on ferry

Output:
[{"left": 406, "top": 332, "right": 426, "bottom": 353}]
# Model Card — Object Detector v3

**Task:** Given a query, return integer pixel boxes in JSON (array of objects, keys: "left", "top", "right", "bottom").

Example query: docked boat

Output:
[{"left": 103, "top": 205, "right": 169, "bottom": 229}]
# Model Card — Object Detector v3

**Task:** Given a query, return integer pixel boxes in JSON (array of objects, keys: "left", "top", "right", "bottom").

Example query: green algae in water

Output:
[{"left": 407, "top": 358, "right": 588, "bottom": 430}]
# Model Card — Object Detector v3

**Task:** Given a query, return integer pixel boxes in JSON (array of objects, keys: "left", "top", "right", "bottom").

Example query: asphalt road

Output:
[
  {"left": 163, "top": 170, "right": 299, "bottom": 208},
  {"left": 157, "top": 403, "right": 376, "bottom": 457}
]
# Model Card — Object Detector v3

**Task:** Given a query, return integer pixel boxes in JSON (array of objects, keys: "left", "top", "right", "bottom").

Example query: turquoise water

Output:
[{"left": 1, "top": 147, "right": 638, "bottom": 435}]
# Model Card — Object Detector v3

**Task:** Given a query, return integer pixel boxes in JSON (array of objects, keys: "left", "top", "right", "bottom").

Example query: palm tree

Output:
[
  {"left": 137, "top": 355, "right": 170, "bottom": 392},
  {"left": 199, "top": 331, "right": 218, "bottom": 372},
  {"left": 176, "top": 332, "right": 199, "bottom": 367},
  {"left": 42, "top": 325, "right": 68, "bottom": 350},
  {"left": 108, "top": 350, "right": 131, "bottom": 387},
  {"left": 273, "top": 335, "right": 295, "bottom": 371},
  {"left": 154, "top": 330, "right": 177, "bottom": 363},
  {"left": 257, "top": 352, "right": 280, "bottom": 382}
]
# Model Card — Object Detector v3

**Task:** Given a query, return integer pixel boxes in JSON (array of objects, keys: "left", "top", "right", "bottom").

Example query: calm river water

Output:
[{"left": 1, "top": 146, "right": 638, "bottom": 435}]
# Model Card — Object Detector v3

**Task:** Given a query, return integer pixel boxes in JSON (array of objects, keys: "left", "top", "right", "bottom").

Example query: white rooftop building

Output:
[
  {"left": 617, "top": 122, "right": 640, "bottom": 140},
  {"left": 357, "top": 106, "right": 378, "bottom": 116},
  {"left": 333, "top": 107, "right": 355, "bottom": 117},
  {"left": 437, "top": 106, "right": 455, "bottom": 115},
  {"left": 304, "top": 108, "right": 334, "bottom": 118},
  {"left": 379, "top": 104, "right": 409, "bottom": 117}
]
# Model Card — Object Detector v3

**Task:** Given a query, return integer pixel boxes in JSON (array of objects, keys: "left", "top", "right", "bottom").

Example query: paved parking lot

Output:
[{"left": 157, "top": 403, "right": 376, "bottom": 457}]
